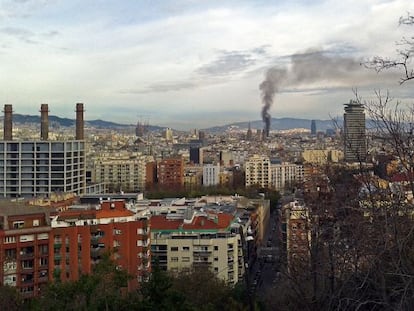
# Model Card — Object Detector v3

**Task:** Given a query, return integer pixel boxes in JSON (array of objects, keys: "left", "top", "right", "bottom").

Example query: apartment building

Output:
[
  {"left": 157, "top": 156, "right": 184, "bottom": 189},
  {"left": 203, "top": 163, "right": 220, "bottom": 186},
  {"left": 245, "top": 154, "right": 271, "bottom": 188},
  {"left": 50, "top": 200, "right": 150, "bottom": 290},
  {"left": 92, "top": 153, "right": 150, "bottom": 192},
  {"left": 150, "top": 212, "right": 244, "bottom": 286},
  {"left": 183, "top": 165, "right": 203, "bottom": 190},
  {"left": 270, "top": 161, "right": 304, "bottom": 192},
  {"left": 282, "top": 200, "right": 310, "bottom": 272},
  {"left": 302, "top": 149, "right": 343, "bottom": 165},
  {"left": 0, "top": 202, "right": 52, "bottom": 298}
]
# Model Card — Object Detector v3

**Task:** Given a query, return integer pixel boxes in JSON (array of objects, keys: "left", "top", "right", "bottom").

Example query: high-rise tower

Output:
[
  {"left": 344, "top": 100, "right": 366, "bottom": 162},
  {"left": 310, "top": 120, "right": 316, "bottom": 135}
]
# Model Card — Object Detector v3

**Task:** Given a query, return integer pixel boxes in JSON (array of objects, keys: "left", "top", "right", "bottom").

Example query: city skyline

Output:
[{"left": 1, "top": 0, "right": 414, "bottom": 129}]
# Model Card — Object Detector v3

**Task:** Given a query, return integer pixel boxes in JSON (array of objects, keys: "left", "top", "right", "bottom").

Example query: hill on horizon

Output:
[
  {"left": 2, "top": 114, "right": 341, "bottom": 132},
  {"left": 204, "top": 117, "right": 340, "bottom": 133}
]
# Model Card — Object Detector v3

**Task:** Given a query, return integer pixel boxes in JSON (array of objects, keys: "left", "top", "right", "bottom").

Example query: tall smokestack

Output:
[
  {"left": 3, "top": 104, "right": 12, "bottom": 140},
  {"left": 40, "top": 104, "right": 49, "bottom": 140},
  {"left": 76, "top": 103, "right": 84, "bottom": 140}
]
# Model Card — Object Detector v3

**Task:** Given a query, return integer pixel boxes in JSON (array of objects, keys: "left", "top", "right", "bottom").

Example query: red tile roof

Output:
[
  {"left": 150, "top": 215, "right": 182, "bottom": 230},
  {"left": 95, "top": 209, "right": 134, "bottom": 219}
]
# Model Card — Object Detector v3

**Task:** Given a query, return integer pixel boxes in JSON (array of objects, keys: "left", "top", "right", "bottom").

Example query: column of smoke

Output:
[
  {"left": 259, "top": 50, "right": 361, "bottom": 137},
  {"left": 260, "top": 68, "right": 286, "bottom": 137}
]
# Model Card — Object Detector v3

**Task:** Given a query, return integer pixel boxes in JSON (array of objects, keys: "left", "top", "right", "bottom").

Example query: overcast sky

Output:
[{"left": 1, "top": 0, "right": 414, "bottom": 129}]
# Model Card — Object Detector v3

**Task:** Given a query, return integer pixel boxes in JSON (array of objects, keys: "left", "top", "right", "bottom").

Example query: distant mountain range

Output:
[
  {"left": 4, "top": 114, "right": 165, "bottom": 131},
  {"left": 3, "top": 114, "right": 340, "bottom": 132},
  {"left": 205, "top": 118, "right": 341, "bottom": 133}
]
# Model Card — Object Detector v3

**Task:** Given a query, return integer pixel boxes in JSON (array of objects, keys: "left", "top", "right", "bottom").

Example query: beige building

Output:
[
  {"left": 245, "top": 154, "right": 271, "bottom": 188},
  {"left": 92, "top": 152, "right": 151, "bottom": 192},
  {"left": 150, "top": 213, "right": 244, "bottom": 286},
  {"left": 302, "top": 149, "right": 343, "bottom": 165}
]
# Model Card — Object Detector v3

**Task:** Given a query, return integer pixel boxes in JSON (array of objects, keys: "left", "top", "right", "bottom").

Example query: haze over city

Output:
[{"left": 1, "top": 0, "right": 414, "bottom": 129}]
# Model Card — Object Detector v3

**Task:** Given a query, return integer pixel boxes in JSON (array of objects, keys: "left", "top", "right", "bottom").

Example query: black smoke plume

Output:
[
  {"left": 259, "top": 68, "right": 286, "bottom": 136},
  {"left": 259, "top": 49, "right": 361, "bottom": 136}
]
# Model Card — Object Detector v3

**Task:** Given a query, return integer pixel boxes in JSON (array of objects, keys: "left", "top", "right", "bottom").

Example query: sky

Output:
[{"left": 1, "top": 0, "right": 414, "bottom": 130}]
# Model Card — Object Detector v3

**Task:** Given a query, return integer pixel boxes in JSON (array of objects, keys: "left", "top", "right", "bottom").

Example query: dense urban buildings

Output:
[{"left": 1, "top": 95, "right": 410, "bottom": 309}]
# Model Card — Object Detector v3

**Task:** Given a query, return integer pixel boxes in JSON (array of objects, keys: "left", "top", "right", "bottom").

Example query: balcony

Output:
[
  {"left": 20, "top": 252, "right": 35, "bottom": 259},
  {"left": 193, "top": 250, "right": 211, "bottom": 256}
]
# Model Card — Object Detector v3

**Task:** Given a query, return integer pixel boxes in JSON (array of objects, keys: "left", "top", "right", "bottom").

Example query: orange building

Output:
[
  {"left": 0, "top": 203, "right": 52, "bottom": 298},
  {"left": 50, "top": 200, "right": 150, "bottom": 290},
  {"left": 157, "top": 157, "right": 184, "bottom": 189}
]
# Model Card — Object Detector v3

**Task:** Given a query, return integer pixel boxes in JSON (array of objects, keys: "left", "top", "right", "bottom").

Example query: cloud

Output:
[
  {"left": 0, "top": 26, "right": 37, "bottom": 44},
  {"left": 197, "top": 50, "right": 256, "bottom": 76},
  {"left": 121, "top": 81, "right": 198, "bottom": 94}
]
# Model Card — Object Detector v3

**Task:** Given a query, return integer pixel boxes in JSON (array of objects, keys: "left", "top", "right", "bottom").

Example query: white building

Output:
[
  {"left": 203, "top": 164, "right": 220, "bottom": 186},
  {"left": 270, "top": 161, "right": 304, "bottom": 191}
]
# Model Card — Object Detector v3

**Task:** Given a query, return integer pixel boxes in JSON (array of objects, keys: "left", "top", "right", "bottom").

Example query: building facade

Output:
[
  {"left": 0, "top": 203, "right": 51, "bottom": 298},
  {"left": 203, "top": 164, "right": 220, "bottom": 186},
  {"left": 245, "top": 155, "right": 271, "bottom": 188},
  {"left": 0, "top": 141, "right": 86, "bottom": 198},
  {"left": 270, "top": 162, "right": 304, "bottom": 191},
  {"left": 150, "top": 213, "right": 244, "bottom": 286},
  {"left": 344, "top": 100, "right": 366, "bottom": 162},
  {"left": 51, "top": 200, "right": 150, "bottom": 290},
  {"left": 0, "top": 104, "right": 86, "bottom": 198},
  {"left": 157, "top": 157, "right": 184, "bottom": 189},
  {"left": 92, "top": 153, "right": 150, "bottom": 192}
]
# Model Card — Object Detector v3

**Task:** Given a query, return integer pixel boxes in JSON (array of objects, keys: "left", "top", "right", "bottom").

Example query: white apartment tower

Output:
[{"left": 203, "top": 163, "right": 220, "bottom": 186}]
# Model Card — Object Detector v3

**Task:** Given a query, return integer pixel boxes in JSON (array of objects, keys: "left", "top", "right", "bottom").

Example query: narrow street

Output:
[{"left": 248, "top": 205, "right": 282, "bottom": 298}]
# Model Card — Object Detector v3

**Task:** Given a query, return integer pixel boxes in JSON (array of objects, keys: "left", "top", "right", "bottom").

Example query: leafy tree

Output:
[
  {"left": 0, "top": 285, "right": 23, "bottom": 311},
  {"left": 36, "top": 252, "right": 130, "bottom": 311}
]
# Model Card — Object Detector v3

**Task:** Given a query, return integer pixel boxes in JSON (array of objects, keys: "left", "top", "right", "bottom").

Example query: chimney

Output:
[
  {"left": 40, "top": 104, "right": 49, "bottom": 140},
  {"left": 3, "top": 104, "right": 12, "bottom": 140},
  {"left": 75, "top": 103, "right": 84, "bottom": 140}
]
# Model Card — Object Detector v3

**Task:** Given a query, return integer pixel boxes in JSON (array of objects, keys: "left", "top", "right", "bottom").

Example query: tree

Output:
[
  {"left": 0, "top": 285, "right": 23, "bottom": 311},
  {"left": 365, "top": 13, "right": 414, "bottom": 84},
  {"left": 36, "top": 252, "right": 131, "bottom": 311}
]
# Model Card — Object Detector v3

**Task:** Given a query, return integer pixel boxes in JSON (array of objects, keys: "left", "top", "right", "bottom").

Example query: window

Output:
[
  {"left": 13, "top": 221, "right": 24, "bottom": 229},
  {"left": 4, "top": 236, "right": 16, "bottom": 244},
  {"left": 182, "top": 257, "right": 190, "bottom": 262},
  {"left": 214, "top": 257, "right": 218, "bottom": 261},
  {"left": 5, "top": 248, "right": 17, "bottom": 259},
  {"left": 37, "top": 233, "right": 48, "bottom": 240},
  {"left": 20, "top": 235, "right": 34, "bottom": 242},
  {"left": 22, "top": 260, "right": 34, "bottom": 269},
  {"left": 171, "top": 257, "right": 178, "bottom": 262},
  {"left": 171, "top": 247, "right": 178, "bottom": 251},
  {"left": 38, "top": 245, "right": 48, "bottom": 255},
  {"left": 214, "top": 246, "right": 219, "bottom": 251},
  {"left": 33, "top": 219, "right": 39, "bottom": 227},
  {"left": 39, "top": 258, "right": 48, "bottom": 266},
  {"left": 183, "top": 246, "right": 190, "bottom": 251}
]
